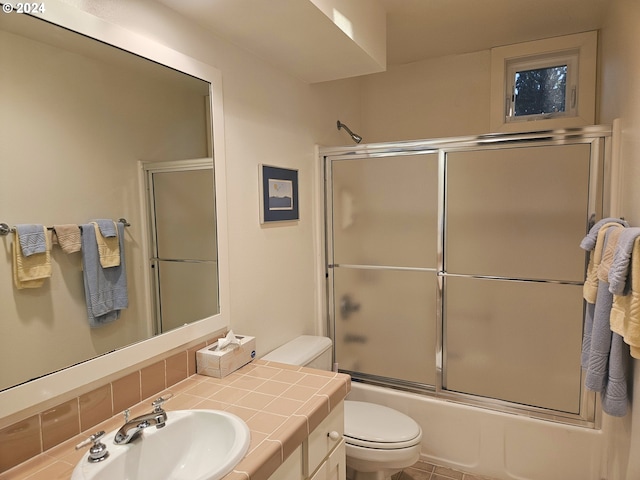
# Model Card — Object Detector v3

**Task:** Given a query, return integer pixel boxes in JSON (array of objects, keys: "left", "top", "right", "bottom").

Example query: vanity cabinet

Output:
[{"left": 270, "top": 402, "right": 345, "bottom": 480}]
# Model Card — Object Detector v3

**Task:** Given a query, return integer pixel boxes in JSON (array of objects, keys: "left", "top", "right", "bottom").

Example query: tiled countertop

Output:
[{"left": 1, "top": 359, "right": 351, "bottom": 480}]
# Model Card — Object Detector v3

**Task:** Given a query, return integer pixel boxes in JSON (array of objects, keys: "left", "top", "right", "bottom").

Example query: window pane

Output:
[
  {"left": 445, "top": 144, "right": 591, "bottom": 282},
  {"left": 334, "top": 267, "right": 437, "bottom": 385},
  {"left": 514, "top": 65, "right": 567, "bottom": 116},
  {"left": 331, "top": 154, "right": 438, "bottom": 268},
  {"left": 444, "top": 276, "right": 584, "bottom": 413}
]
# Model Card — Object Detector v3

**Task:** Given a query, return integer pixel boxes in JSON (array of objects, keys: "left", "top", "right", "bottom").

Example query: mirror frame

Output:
[{"left": 0, "top": 1, "right": 230, "bottom": 420}]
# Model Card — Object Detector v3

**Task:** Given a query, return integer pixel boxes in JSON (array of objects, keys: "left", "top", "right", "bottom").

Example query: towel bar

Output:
[{"left": 0, "top": 219, "right": 131, "bottom": 236}]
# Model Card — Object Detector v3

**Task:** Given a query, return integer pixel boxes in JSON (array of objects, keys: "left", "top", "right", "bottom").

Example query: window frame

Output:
[
  {"left": 505, "top": 50, "right": 579, "bottom": 122},
  {"left": 490, "top": 31, "right": 597, "bottom": 133}
]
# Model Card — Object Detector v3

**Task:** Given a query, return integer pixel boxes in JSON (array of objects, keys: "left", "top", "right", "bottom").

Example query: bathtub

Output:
[{"left": 346, "top": 382, "right": 605, "bottom": 480}]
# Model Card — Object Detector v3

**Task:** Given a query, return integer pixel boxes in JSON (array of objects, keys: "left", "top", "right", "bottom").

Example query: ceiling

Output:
[
  {"left": 156, "top": 0, "right": 610, "bottom": 82},
  {"left": 379, "top": 0, "right": 610, "bottom": 65}
]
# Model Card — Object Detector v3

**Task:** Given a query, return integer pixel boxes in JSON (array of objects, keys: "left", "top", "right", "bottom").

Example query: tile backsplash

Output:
[{"left": 0, "top": 331, "right": 224, "bottom": 473}]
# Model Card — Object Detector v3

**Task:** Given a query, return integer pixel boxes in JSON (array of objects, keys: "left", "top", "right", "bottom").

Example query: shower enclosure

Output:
[{"left": 322, "top": 126, "right": 610, "bottom": 425}]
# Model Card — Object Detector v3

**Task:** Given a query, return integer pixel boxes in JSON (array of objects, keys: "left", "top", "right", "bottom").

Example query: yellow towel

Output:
[
  {"left": 584, "top": 222, "right": 622, "bottom": 304},
  {"left": 611, "top": 236, "right": 640, "bottom": 359},
  {"left": 52, "top": 224, "right": 81, "bottom": 253},
  {"left": 598, "top": 226, "right": 624, "bottom": 282},
  {"left": 92, "top": 221, "right": 120, "bottom": 268},
  {"left": 12, "top": 228, "right": 52, "bottom": 289}
]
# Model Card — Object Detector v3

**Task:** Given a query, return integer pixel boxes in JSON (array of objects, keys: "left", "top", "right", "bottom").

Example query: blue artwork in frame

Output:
[{"left": 259, "top": 165, "right": 299, "bottom": 223}]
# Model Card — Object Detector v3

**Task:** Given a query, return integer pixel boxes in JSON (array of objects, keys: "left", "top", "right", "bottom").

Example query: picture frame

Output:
[{"left": 259, "top": 164, "right": 299, "bottom": 223}]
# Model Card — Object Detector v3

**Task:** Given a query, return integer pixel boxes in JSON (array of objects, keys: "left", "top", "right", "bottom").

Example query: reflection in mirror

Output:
[
  {"left": 0, "top": 12, "right": 218, "bottom": 392},
  {"left": 143, "top": 160, "right": 219, "bottom": 333}
]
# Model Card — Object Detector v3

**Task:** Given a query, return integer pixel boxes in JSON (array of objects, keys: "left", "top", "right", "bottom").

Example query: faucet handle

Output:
[
  {"left": 151, "top": 392, "right": 173, "bottom": 411},
  {"left": 75, "top": 431, "right": 109, "bottom": 463}
]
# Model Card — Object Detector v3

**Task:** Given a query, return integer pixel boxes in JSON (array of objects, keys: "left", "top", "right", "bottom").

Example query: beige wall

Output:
[
  {"left": 599, "top": 1, "right": 640, "bottom": 478},
  {"left": 359, "top": 50, "right": 492, "bottom": 142}
]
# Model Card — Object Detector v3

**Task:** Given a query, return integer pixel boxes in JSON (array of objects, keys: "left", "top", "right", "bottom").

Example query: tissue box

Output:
[{"left": 196, "top": 335, "right": 256, "bottom": 378}]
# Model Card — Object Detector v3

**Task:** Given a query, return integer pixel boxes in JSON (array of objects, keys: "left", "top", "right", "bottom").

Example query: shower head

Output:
[{"left": 337, "top": 120, "right": 362, "bottom": 144}]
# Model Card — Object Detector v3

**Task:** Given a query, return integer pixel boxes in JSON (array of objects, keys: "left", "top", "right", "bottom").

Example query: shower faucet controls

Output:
[{"left": 340, "top": 294, "right": 361, "bottom": 319}]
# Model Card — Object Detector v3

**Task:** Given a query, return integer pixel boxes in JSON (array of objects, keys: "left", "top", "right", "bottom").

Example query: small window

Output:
[
  {"left": 490, "top": 31, "right": 597, "bottom": 133},
  {"left": 505, "top": 51, "right": 578, "bottom": 122}
]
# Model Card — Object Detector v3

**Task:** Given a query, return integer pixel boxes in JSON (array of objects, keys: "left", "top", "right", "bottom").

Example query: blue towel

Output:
[
  {"left": 91, "top": 219, "right": 117, "bottom": 238},
  {"left": 580, "top": 217, "right": 629, "bottom": 251},
  {"left": 583, "top": 228, "right": 630, "bottom": 416},
  {"left": 581, "top": 302, "right": 595, "bottom": 368},
  {"left": 15, "top": 224, "right": 47, "bottom": 256},
  {"left": 80, "top": 222, "right": 128, "bottom": 327},
  {"left": 601, "top": 334, "right": 630, "bottom": 417},
  {"left": 584, "top": 277, "right": 615, "bottom": 392},
  {"left": 608, "top": 227, "right": 640, "bottom": 295}
]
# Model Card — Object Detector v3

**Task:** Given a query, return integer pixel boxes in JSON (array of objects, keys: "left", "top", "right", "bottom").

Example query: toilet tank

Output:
[{"left": 262, "top": 335, "right": 333, "bottom": 370}]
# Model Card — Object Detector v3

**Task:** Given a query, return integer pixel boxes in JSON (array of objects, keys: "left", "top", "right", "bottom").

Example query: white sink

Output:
[{"left": 71, "top": 410, "right": 250, "bottom": 480}]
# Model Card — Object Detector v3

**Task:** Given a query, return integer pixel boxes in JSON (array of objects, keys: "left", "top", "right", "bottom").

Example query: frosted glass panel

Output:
[
  {"left": 334, "top": 267, "right": 437, "bottom": 385},
  {"left": 154, "top": 169, "right": 216, "bottom": 260},
  {"left": 332, "top": 154, "right": 438, "bottom": 268},
  {"left": 444, "top": 276, "right": 583, "bottom": 413},
  {"left": 445, "top": 144, "right": 590, "bottom": 281},
  {"left": 158, "top": 261, "right": 218, "bottom": 332}
]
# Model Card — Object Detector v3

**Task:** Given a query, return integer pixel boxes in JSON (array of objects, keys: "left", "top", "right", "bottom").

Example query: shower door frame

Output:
[
  {"left": 322, "top": 125, "right": 612, "bottom": 428},
  {"left": 141, "top": 158, "right": 218, "bottom": 335}
]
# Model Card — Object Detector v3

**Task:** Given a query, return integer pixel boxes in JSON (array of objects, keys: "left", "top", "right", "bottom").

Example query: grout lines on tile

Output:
[{"left": 388, "top": 460, "right": 500, "bottom": 480}]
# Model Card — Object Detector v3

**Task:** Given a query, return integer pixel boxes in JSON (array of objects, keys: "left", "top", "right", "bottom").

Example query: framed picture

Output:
[{"left": 259, "top": 164, "right": 299, "bottom": 223}]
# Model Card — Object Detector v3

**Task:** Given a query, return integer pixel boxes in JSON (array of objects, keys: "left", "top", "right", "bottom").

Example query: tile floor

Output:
[{"left": 393, "top": 460, "right": 499, "bottom": 480}]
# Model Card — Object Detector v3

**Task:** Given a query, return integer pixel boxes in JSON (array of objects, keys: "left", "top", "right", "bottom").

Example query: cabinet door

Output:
[
  {"left": 306, "top": 403, "right": 344, "bottom": 476},
  {"left": 309, "top": 440, "right": 345, "bottom": 480}
]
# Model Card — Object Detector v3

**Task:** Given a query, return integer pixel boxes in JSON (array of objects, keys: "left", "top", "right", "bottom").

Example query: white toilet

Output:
[{"left": 262, "top": 336, "right": 422, "bottom": 480}]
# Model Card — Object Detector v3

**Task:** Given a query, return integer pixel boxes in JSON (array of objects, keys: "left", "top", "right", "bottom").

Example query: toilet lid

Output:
[{"left": 344, "top": 401, "right": 422, "bottom": 450}]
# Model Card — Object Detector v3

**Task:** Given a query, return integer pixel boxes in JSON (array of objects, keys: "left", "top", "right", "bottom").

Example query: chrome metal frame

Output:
[{"left": 322, "top": 126, "right": 611, "bottom": 429}]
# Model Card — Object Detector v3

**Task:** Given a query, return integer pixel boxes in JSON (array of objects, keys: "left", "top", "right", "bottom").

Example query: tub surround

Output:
[{"left": 0, "top": 360, "right": 351, "bottom": 480}]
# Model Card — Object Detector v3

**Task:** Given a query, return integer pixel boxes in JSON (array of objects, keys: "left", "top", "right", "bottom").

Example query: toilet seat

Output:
[{"left": 344, "top": 401, "right": 422, "bottom": 450}]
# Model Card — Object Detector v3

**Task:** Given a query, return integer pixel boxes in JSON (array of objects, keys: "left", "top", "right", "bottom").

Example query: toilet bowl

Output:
[
  {"left": 344, "top": 400, "right": 422, "bottom": 480},
  {"left": 262, "top": 336, "right": 422, "bottom": 480}
]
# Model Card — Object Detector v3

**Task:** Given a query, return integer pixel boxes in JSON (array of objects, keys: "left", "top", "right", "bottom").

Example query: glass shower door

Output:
[
  {"left": 329, "top": 153, "right": 439, "bottom": 386},
  {"left": 324, "top": 129, "right": 605, "bottom": 423},
  {"left": 443, "top": 144, "right": 591, "bottom": 413}
]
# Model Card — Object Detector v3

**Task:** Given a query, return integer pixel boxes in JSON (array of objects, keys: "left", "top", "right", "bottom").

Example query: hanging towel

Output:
[
  {"left": 91, "top": 221, "right": 120, "bottom": 268},
  {"left": 92, "top": 219, "right": 117, "bottom": 238},
  {"left": 584, "top": 229, "right": 616, "bottom": 391},
  {"left": 580, "top": 217, "right": 629, "bottom": 251},
  {"left": 15, "top": 224, "right": 47, "bottom": 256},
  {"left": 80, "top": 222, "right": 128, "bottom": 327},
  {"left": 608, "top": 227, "right": 640, "bottom": 295},
  {"left": 582, "top": 225, "right": 618, "bottom": 370},
  {"left": 582, "top": 222, "right": 622, "bottom": 304},
  {"left": 598, "top": 226, "right": 624, "bottom": 282},
  {"left": 12, "top": 229, "right": 52, "bottom": 289},
  {"left": 600, "top": 334, "right": 630, "bottom": 417},
  {"left": 610, "top": 236, "right": 640, "bottom": 359},
  {"left": 52, "top": 224, "right": 82, "bottom": 254},
  {"left": 582, "top": 226, "right": 630, "bottom": 416}
]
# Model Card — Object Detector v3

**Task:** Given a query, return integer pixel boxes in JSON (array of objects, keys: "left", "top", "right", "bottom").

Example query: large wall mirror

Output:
[{"left": 0, "top": 4, "right": 229, "bottom": 418}]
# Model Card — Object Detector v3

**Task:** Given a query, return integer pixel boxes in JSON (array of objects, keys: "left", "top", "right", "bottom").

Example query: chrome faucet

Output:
[{"left": 114, "top": 394, "right": 171, "bottom": 445}]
